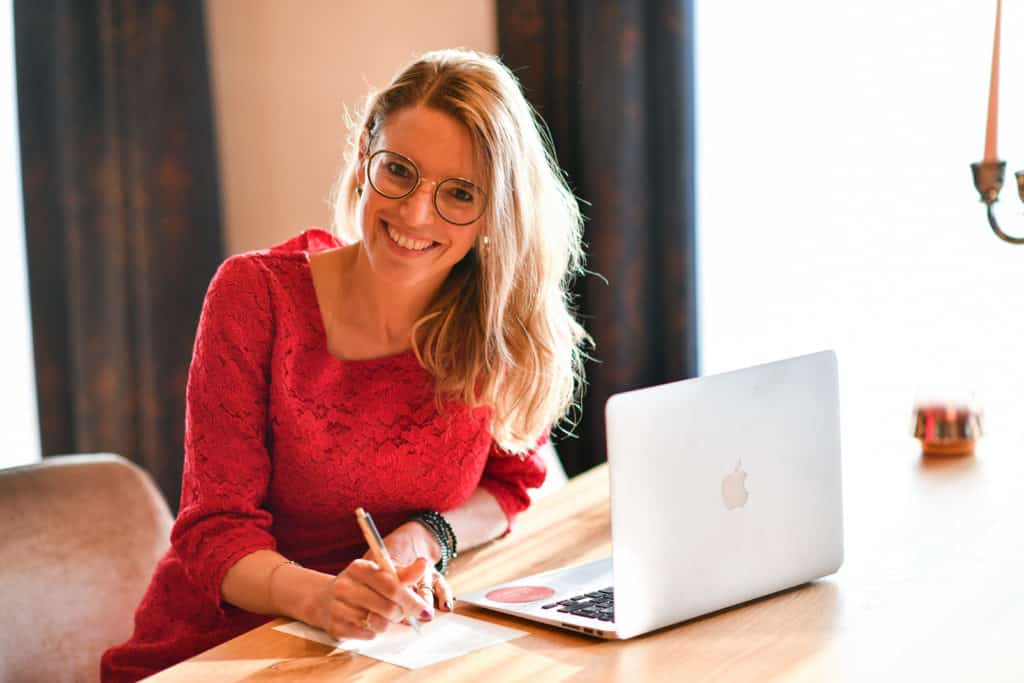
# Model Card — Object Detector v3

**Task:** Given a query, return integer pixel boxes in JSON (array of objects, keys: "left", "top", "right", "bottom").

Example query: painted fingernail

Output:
[{"left": 420, "top": 610, "right": 432, "bottom": 620}]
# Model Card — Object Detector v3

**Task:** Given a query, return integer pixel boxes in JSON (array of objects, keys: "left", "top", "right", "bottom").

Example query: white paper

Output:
[{"left": 273, "top": 613, "right": 527, "bottom": 669}]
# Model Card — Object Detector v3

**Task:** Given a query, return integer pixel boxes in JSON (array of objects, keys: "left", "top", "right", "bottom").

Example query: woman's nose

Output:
[{"left": 400, "top": 182, "right": 436, "bottom": 225}]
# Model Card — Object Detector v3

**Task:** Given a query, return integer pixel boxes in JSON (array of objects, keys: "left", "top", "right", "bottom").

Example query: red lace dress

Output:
[{"left": 100, "top": 230, "right": 547, "bottom": 682}]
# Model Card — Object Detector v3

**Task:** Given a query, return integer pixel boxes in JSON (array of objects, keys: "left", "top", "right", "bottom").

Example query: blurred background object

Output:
[{"left": 913, "top": 402, "right": 983, "bottom": 458}]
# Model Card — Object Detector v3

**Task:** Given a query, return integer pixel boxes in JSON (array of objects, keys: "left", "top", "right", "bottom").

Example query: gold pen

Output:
[{"left": 354, "top": 507, "right": 423, "bottom": 635}]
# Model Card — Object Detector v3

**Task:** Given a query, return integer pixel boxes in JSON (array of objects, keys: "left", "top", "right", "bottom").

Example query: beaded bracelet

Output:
[
  {"left": 425, "top": 510, "right": 458, "bottom": 559},
  {"left": 411, "top": 510, "right": 458, "bottom": 575}
]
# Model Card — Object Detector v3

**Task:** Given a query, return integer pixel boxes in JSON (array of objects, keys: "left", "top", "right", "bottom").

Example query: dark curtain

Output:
[
  {"left": 15, "top": 0, "right": 224, "bottom": 511},
  {"left": 499, "top": 0, "right": 698, "bottom": 475}
]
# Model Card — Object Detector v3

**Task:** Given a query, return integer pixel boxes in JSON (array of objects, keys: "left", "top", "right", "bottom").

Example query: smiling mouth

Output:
[{"left": 384, "top": 222, "right": 438, "bottom": 252}]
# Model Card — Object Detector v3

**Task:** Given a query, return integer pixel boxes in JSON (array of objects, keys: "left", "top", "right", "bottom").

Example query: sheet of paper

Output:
[{"left": 273, "top": 613, "right": 527, "bottom": 669}]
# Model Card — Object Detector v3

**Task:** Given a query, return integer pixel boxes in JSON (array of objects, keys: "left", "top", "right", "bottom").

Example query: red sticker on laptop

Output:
[{"left": 485, "top": 586, "right": 556, "bottom": 603}]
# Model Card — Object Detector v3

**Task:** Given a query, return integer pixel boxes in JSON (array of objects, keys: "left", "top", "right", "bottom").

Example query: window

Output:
[
  {"left": 697, "top": 1, "right": 1024, "bottom": 450},
  {"left": 1, "top": 0, "right": 41, "bottom": 468}
]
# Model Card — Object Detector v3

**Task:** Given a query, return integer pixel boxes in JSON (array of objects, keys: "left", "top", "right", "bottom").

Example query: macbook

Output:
[{"left": 457, "top": 350, "right": 844, "bottom": 639}]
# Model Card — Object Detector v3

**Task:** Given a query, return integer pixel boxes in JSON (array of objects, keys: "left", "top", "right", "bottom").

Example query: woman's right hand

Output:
[{"left": 316, "top": 556, "right": 433, "bottom": 640}]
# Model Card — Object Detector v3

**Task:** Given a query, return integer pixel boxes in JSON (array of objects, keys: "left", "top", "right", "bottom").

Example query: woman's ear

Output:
[
  {"left": 357, "top": 129, "right": 370, "bottom": 165},
  {"left": 354, "top": 131, "right": 371, "bottom": 195}
]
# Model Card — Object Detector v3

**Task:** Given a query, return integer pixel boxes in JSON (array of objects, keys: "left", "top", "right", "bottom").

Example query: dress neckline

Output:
[{"left": 300, "top": 249, "right": 419, "bottom": 367}]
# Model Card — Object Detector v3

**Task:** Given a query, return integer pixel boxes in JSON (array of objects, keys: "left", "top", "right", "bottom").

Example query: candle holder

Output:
[
  {"left": 912, "top": 402, "right": 983, "bottom": 458},
  {"left": 970, "top": 160, "right": 1024, "bottom": 244}
]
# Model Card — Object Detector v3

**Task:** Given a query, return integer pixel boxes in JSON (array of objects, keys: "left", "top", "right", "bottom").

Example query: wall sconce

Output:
[
  {"left": 971, "top": 0, "right": 1024, "bottom": 244},
  {"left": 971, "top": 162, "right": 1024, "bottom": 244}
]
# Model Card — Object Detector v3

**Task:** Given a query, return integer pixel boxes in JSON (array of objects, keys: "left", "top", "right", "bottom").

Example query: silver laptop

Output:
[{"left": 458, "top": 350, "right": 844, "bottom": 639}]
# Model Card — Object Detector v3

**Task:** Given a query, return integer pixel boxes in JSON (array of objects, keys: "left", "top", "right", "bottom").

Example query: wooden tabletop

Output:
[{"left": 148, "top": 432, "right": 1024, "bottom": 682}]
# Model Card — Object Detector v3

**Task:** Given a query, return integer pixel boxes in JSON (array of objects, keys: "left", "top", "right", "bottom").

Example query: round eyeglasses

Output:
[{"left": 365, "top": 149, "right": 487, "bottom": 226}]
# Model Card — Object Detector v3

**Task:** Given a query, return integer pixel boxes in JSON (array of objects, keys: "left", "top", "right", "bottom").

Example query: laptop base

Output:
[{"left": 457, "top": 558, "right": 621, "bottom": 639}]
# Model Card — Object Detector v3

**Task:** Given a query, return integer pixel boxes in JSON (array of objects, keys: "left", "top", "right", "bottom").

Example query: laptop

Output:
[{"left": 457, "top": 350, "right": 844, "bottom": 639}]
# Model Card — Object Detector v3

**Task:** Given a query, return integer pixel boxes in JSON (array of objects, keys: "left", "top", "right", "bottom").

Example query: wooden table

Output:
[{"left": 149, "top": 432, "right": 1024, "bottom": 682}]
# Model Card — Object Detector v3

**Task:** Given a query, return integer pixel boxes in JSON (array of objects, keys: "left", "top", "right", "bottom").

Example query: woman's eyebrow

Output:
[{"left": 386, "top": 144, "right": 479, "bottom": 180}]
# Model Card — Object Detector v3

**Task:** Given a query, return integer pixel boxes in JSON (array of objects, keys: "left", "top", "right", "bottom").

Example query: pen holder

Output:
[{"left": 912, "top": 402, "right": 982, "bottom": 458}]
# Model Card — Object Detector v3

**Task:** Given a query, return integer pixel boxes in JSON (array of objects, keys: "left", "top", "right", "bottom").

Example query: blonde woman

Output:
[{"left": 102, "top": 49, "right": 588, "bottom": 681}]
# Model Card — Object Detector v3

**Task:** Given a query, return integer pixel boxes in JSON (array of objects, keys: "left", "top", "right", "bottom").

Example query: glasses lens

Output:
[
  {"left": 436, "top": 178, "right": 486, "bottom": 225},
  {"left": 368, "top": 151, "right": 417, "bottom": 198}
]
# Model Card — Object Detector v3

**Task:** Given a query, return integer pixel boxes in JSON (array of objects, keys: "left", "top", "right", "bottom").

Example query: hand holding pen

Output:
[
  {"left": 355, "top": 507, "right": 427, "bottom": 635},
  {"left": 359, "top": 519, "right": 456, "bottom": 615},
  {"left": 314, "top": 509, "right": 433, "bottom": 640}
]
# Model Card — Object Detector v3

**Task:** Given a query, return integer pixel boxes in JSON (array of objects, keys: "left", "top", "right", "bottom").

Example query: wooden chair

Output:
[{"left": 0, "top": 454, "right": 172, "bottom": 683}]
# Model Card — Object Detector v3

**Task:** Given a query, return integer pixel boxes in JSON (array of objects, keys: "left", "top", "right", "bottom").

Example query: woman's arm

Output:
[
  {"left": 171, "top": 255, "right": 280, "bottom": 609},
  {"left": 380, "top": 486, "right": 507, "bottom": 565},
  {"left": 221, "top": 550, "right": 330, "bottom": 624},
  {"left": 443, "top": 486, "right": 508, "bottom": 552},
  {"left": 222, "top": 549, "right": 432, "bottom": 639},
  {"left": 217, "top": 488, "right": 502, "bottom": 632},
  {"left": 383, "top": 434, "right": 550, "bottom": 566},
  {"left": 372, "top": 486, "right": 506, "bottom": 613}
]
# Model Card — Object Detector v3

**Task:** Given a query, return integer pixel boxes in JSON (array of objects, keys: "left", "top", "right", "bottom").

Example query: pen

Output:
[{"left": 354, "top": 507, "right": 423, "bottom": 636}]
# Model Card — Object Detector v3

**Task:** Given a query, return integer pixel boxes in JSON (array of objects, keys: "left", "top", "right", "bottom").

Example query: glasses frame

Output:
[{"left": 364, "top": 149, "right": 487, "bottom": 226}]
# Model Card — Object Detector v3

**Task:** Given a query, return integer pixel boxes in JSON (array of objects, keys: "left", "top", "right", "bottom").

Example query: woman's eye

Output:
[
  {"left": 449, "top": 186, "right": 475, "bottom": 203},
  {"left": 386, "top": 161, "right": 412, "bottom": 178}
]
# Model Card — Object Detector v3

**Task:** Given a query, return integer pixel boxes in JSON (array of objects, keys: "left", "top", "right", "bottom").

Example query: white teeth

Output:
[{"left": 386, "top": 225, "right": 434, "bottom": 251}]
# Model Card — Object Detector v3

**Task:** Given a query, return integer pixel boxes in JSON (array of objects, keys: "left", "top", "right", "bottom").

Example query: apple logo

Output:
[{"left": 721, "top": 461, "right": 749, "bottom": 510}]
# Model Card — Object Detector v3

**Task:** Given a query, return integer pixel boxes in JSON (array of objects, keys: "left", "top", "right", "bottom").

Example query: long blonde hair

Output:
[{"left": 332, "top": 49, "right": 589, "bottom": 454}]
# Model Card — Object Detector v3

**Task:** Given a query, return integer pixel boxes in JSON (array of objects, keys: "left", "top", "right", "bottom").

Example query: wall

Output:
[{"left": 205, "top": 0, "right": 497, "bottom": 255}]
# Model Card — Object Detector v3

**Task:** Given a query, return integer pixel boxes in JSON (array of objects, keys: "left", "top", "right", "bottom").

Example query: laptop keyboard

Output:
[{"left": 541, "top": 587, "right": 614, "bottom": 622}]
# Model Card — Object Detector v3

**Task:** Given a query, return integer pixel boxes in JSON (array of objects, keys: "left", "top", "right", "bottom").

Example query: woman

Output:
[{"left": 102, "top": 48, "right": 588, "bottom": 681}]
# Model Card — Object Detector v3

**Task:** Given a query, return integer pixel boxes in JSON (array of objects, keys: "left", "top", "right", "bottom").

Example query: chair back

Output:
[
  {"left": 531, "top": 440, "right": 568, "bottom": 500},
  {"left": 0, "top": 454, "right": 172, "bottom": 683}
]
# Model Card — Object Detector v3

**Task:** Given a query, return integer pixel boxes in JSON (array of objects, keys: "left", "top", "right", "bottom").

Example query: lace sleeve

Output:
[
  {"left": 170, "top": 254, "right": 278, "bottom": 611},
  {"left": 478, "top": 433, "right": 549, "bottom": 534}
]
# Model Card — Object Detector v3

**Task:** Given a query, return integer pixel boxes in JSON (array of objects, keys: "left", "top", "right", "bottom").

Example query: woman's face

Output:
[{"left": 356, "top": 105, "right": 485, "bottom": 293}]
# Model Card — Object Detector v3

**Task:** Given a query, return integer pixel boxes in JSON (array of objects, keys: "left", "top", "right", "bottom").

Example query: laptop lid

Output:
[{"left": 607, "top": 350, "right": 844, "bottom": 638}]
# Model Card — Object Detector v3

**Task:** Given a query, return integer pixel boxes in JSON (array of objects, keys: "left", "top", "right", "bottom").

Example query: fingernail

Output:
[
  {"left": 420, "top": 610, "right": 432, "bottom": 620},
  {"left": 445, "top": 598, "right": 453, "bottom": 610}
]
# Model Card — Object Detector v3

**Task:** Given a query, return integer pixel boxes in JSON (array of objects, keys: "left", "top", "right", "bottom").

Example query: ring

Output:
[{"left": 416, "top": 570, "right": 436, "bottom": 592}]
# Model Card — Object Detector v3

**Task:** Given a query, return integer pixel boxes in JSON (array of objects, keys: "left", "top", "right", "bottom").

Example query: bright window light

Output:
[
  {"left": 1, "top": 0, "right": 41, "bottom": 468},
  {"left": 697, "top": 1, "right": 1024, "bottom": 455}
]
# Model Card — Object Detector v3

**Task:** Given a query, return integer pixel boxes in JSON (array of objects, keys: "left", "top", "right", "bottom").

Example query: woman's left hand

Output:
[{"left": 364, "top": 521, "right": 455, "bottom": 615}]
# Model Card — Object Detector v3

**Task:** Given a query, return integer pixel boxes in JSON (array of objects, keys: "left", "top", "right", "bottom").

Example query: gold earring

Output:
[{"left": 482, "top": 235, "right": 490, "bottom": 247}]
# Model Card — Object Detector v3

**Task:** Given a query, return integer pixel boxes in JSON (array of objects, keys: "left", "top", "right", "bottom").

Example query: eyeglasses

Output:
[{"left": 365, "top": 149, "right": 487, "bottom": 226}]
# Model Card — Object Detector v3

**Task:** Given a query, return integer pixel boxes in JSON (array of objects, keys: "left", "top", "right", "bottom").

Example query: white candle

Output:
[{"left": 984, "top": 0, "right": 1002, "bottom": 162}]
